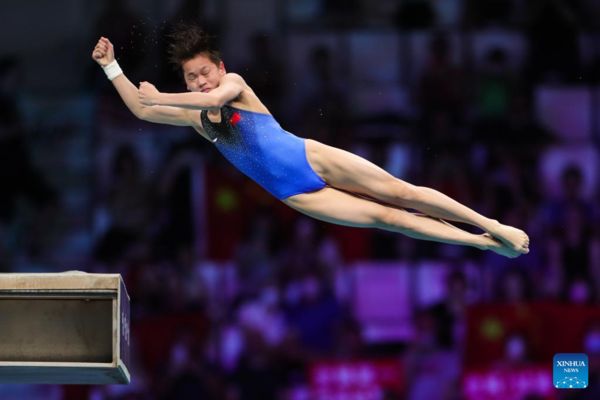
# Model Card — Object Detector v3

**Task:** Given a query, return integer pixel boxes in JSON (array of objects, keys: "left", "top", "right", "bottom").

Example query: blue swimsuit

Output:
[{"left": 200, "top": 105, "right": 327, "bottom": 200}]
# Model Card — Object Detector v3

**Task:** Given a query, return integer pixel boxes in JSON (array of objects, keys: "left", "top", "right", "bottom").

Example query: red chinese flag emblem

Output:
[{"left": 229, "top": 112, "right": 241, "bottom": 126}]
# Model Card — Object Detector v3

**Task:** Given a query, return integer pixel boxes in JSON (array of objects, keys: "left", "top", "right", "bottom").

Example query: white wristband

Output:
[{"left": 102, "top": 60, "right": 123, "bottom": 81}]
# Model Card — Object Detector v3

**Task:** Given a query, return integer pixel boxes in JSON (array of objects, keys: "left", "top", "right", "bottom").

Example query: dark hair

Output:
[{"left": 167, "top": 23, "right": 222, "bottom": 77}]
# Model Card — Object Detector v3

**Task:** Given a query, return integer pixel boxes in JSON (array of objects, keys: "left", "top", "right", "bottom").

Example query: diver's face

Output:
[{"left": 182, "top": 53, "right": 226, "bottom": 93}]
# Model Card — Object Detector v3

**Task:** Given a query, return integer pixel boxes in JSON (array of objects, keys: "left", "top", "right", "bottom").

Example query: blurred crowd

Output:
[{"left": 2, "top": 0, "right": 600, "bottom": 399}]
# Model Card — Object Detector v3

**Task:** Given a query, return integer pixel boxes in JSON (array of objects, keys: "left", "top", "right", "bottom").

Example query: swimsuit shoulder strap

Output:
[
  {"left": 201, "top": 107, "right": 230, "bottom": 126},
  {"left": 200, "top": 109, "right": 209, "bottom": 124}
]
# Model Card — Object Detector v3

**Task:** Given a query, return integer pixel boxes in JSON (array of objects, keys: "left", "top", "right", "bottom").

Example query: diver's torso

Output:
[{"left": 200, "top": 105, "right": 319, "bottom": 199}]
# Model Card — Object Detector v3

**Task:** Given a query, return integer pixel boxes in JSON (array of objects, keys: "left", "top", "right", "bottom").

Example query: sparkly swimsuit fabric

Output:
[{"left": 200, "top": 106, "right": 327, "bottom": 200}]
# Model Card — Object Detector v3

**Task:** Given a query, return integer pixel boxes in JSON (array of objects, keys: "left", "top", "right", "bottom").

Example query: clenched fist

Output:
[
  {"left": 92, "top": 37, "right": 115, "bottom": 67},
  {"left": 138, "top": 82, "right": 160, "bottom": 106}
]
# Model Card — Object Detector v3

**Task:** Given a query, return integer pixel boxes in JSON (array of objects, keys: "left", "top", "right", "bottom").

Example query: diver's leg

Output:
[
  {"left": 304, "top": 139, "right": 529, "bottom": 253},
  {"left": 282, "top": 187, "right": 523, "bottom": 257}
]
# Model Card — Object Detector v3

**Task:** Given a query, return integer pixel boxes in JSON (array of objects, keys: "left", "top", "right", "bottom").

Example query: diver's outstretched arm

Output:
[{"left": 91, "top": 36, "right": 194, "bottom": 127}]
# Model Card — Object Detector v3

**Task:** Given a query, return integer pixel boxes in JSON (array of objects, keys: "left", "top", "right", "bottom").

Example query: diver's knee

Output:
[
  {"left": 376, "top": 208, "right": 412, "bottom": 232},
  {"left": 391, "top": 180, "right": 420, "bottom": 205}
]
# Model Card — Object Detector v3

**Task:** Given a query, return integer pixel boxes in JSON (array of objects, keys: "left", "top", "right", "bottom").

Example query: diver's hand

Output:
[
  {"left": 138, "top": 82, "right": 160, "bottom": 106},
  {"left": 92, "top": 37, "right": 115, "bottom": 67}
]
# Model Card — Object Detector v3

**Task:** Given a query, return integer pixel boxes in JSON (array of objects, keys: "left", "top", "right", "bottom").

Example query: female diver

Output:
[{"left": 92, "top": 25, "right": 529, "bottom": 258}]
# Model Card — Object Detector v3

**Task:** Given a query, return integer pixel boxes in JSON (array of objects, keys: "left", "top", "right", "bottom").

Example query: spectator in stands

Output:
[
  {"left": 0, "top": 56, "right": 59, "bottom": 266},
  {"left": 235, "top": 207, "right": 281, "bottom": 296},
  {"left": 416, "top": 34, "right": 466, "bottom": 145},
  {"left": 543, "top": 164, "right": 598, "bottom": 301},
  {"left": 526, "top": 0, "right": 585, "bottom": 83},
  {"left": 94, "top": 144, "right": 155, "bottom": 265},
  {"left": 495, "top": 267, "right": 534, "bottom": 303},
  {"left": 297, "top": 45, "right": 351, "bottom": 149},
  {"left": 430, "top": 270, "right": 470, "bottom": 349},
  {"left": 404, "top": 307, "right": 462, "bottom": 400},
  {"left": 283, "top": 271, "right": 344, "bottom": 354}
]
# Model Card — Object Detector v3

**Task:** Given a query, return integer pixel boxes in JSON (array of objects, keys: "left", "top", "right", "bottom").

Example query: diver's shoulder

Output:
[{"left": 223, "top": 72, "right": 246, "bottom": 84}]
